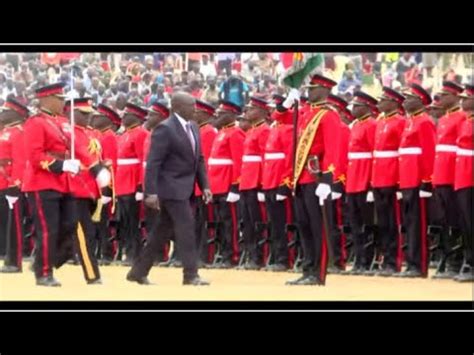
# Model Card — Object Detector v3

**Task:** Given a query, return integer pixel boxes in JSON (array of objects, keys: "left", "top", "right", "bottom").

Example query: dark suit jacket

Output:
[{"left": 145, "top": 113, "right": 209, "bottom": 200}]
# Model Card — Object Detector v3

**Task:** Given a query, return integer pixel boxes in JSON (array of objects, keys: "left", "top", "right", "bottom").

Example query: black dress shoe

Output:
[
  {"left": 376, "top": 268, "right": 397, "bottom": 277},
  {"left": 36, "top": 276, "right": 61, "bottom": 287},
  {"left": 170, "top": 260, "right": 183, "bottom": 268},
  {"left": 432, "top": 270, "right": 459, "bottom": 280},
  {"left": 362, "top": 268, "right": 378, "bottom": 276},
  {"left": 126, "top": 272, "right": 151, "bottom": 285},
  {"left": 397, "top": 269, "right": 423, "bottom": 278},
  {"left": 183, "top": 276, "right": 210, "bottom": 286},
  {"left": 454, "top": 273, "right": 474, "bottom": 282},
  {"left": 286, "top": 275, "right": 323, "bottom": 286},
  {"left": 268, "top": 264, "right": 288, "bottom": 272},
  {"left": 327, "top": 266, "right": 345, "bottom": 275},
  {"left": 217, "top": 261, "right": 233, "bottom": 269},
  {"left": 100, "top": 259, "right": 112, "bottom": 266},
  {"left": 344, "top": 267, "right": 365, "bottom": 275},
  {"left": 87, "top": 278, "right": 103, "bottom": 285},
  {"left": 244, "top": 261, "right": 260, "bottom": 270},
  {"left": 0, "top": 265, "right": 22, "bottom": 273}
]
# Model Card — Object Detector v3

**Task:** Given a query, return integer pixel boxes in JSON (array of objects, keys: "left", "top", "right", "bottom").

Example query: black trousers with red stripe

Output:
[
  {"left": 2, "top": 194, "right": 26, "bottom": 269},
  {"left": 240, "top": 189, "right": 263, "bottom": 264},
  {"left": 326, "top": 196, "right": 347, "bottom": 269},
  {"left": 28, "top": 190, "right": 77, "bottom": 279},
  {"left": 347, "top": 191, "right": 374, "bottom": 270},
  {"left": 433, "top": 185, "right": 464, "bottom": 272},
  {"left": 118, "top": 194, "right": 141, "bottom": 262},
  {"left": 456, "top": 187, "right": 473, "bottom": 268},
  {"left": 373, "top": 187, "right": 403, "bottom": 270},
  {"left": 294, "top": 182, "right": 328, "bottom": 284},
  {"left": 96, "top": 203, "right": 117, "bottom": 261},
  {"left": 195, "top": 197, "right": 215, "bottom": 264},
  {"left": 0, "top": 190, "right": 8, "bottom": 257},
  {"left": 213, "top": 194, "right": 240, "bottom": 265},
  {"left": 265, "top": 189, "right": 293, "bottom": 266},
  {"left": 401, "top": 188, "right": 429, "bottom": 277},
  {"left": 75, "top": 198, "right": 101, "bottom": 282}
]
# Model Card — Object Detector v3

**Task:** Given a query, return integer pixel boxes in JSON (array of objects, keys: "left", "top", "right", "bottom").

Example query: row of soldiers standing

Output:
[{"left": 0, "top": 75, "right": 472, "bottom": 287}]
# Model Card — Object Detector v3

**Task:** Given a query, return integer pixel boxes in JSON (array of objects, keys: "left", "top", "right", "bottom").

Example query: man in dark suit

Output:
[{"left": 126, "top": 92, "right": 213, "bottom": 285}]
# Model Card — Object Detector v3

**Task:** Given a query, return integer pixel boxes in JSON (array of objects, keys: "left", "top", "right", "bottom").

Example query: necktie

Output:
[{"left": 185, "top": 122, "right": 196, "bottom": 155}]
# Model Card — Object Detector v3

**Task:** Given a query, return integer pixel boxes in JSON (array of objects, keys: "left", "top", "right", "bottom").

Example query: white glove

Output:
[
  {"left": 419, "top": 190, "right": 432, "bottom": 198},
  {"left": 257, "top": 192, "right": 265, "bottom": 202},
  {"left": 135, "top": 192, "right": 144, "bottom": 201},
  {"left": 5, "top": 196, "right": 19, "bottom": 210},
  {"left": 96, "top": 168, "right": 111, "bottom": 188},
  {"left": 282, "top": 88, "right": 301, "bottom": 109},
  {"left": 331, "top": 192, "right": 342, "bottom": 200},
  {"left": 226, "top": 192, "right": 240, "bottom": 203},
  {"left": 101, "top": 196, "right": 112, "bottom": 205},
  {"left": 396, "top": 191, "right": 403, "bottom": 200},
  {"left": 276, "top": 194, "right": 287, "bottom": 201},
  {"left": 62, "top": 159, "right": 81, "bottom": 174},
  {"left": 315, "top": 183, "right": 331, "bottom": 201},
  {"left": 366, "top": 191, "right": 374, "bottom": 203}
]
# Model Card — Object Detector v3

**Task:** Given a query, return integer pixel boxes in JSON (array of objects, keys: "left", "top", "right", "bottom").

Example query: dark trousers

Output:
[
  {"left": 347, "top": 192, "right": 374, "bottom": 269},
  {"left": 294, "top": 182, "right": 329, "bottom": 284},
  {"left": 213, "top": 194, "right": 240, "bottom": 264},
  {"left": 240, "top": 189, "right": 263, "bottom": 264},
  {"left": 75, "top": 198, "right": 101, "bottom": 282},
  {"left": 0, "top": 190, "right": 8, "bottom": 257},
  {"left": 96, "top": 202, "right": 117, "bottom": 261},
  {"left": 265, "top": 189, "right": 293, "bottom": 266},
  {"left": 118, "top": 194, "right": 141, "bottom": 262},
  {"left": 374, "top": 187, "right": 403, "bottom": 270},
  {"left": 195, "top": 198, "right": 215, "bottom": 263},
  {"left": 2, "top": 194, "right": 26, "bottom": 269},
  {"left": 130, "top": 198, "right": 199, "bottom": 281},
  {"left": 145, "top": 206, "right": 170, "bottom": 262},
  {"left": 401, "top": 188, "right": 429, "bottom": 277},
  {"left": 28, "top": 191, "right": 77, "bottom": 279},
  {"left": 326, "top": 196, "right": 347, "bottom": 269},
  {"left": 456, "top": 187, "right": 473, "bottom": 267},
  {"left": 433, "top": 185, "right": 464, "bottom": 271}
]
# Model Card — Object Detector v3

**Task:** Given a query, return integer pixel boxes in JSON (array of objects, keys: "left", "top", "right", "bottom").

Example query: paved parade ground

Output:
[{"left": 0, "top": 263, "right": 472, "bottom": 301}]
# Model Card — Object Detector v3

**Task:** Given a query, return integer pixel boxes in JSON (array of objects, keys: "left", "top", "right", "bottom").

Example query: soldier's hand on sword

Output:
[{"left": 144, "top": 194, "right": 160, "bottom": 211}]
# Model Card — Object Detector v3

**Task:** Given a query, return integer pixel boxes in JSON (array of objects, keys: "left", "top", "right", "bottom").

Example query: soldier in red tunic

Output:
[
  {"left": 371, "top": 87, "right": 407, "bottom": 276},
  {"left": 285, "top": 74, "right": 342, "bottom": 286},
  {"left": 207, "top": 101, "right": 245, "bottom": 268},
  {"left": 115, "top": 103, "right": 149, "bottom": 265},
  {"left": 431, "top": 81, "right": 466, "bottom": 279},
  {"left": 239, "top": 97, "right": 270, "bottom": 270},
  {"left": 344, "top": 92, "right": 378, "bottom": 275},
  {"left": 0, "top": 98, "right": 29, "bottom": 273},
  {"left": 90, "top": 104, "right": 121, "bottom": 265},
  {"left": 193, "top": 100, "right": 218, "bottom": 265},
  {"left": 454, "top": 84, "right": 474, "bottom": 282},
  {"left": 396, "top": 84, "right": 436, "bottom": 278}
]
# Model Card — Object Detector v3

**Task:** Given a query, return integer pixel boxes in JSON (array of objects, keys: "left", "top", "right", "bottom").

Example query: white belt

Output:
[
  {"left": 373, "top": 150, "right": 399, "bottom": 158},
  {"left": 264, "top": 152, "right": 285, "bottom": 160},
  {"left": 399, "top": 147, "right": 422, "bottom": 155},
  {"left": 242, "top": 155, "right": 262, "bottom": 162},
  {"left": 436, "top": 144, "right": 458, "bottom": 153},
  {"left": 348, "top": 152, "right": 372, "bottom": 160},
  {"left": 208, "top": 158, "right": 233, "bottom": 166},
  {"left": 117, "top": 158, "right": 140, "bottom": 166},
  {"left": 457, "top": 148, "right": 474, "bottom": 157}
]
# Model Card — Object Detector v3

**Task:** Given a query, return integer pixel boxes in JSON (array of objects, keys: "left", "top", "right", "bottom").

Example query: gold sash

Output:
[{"left": 293, "top": 109, "right": 327, "bottom": 186}]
